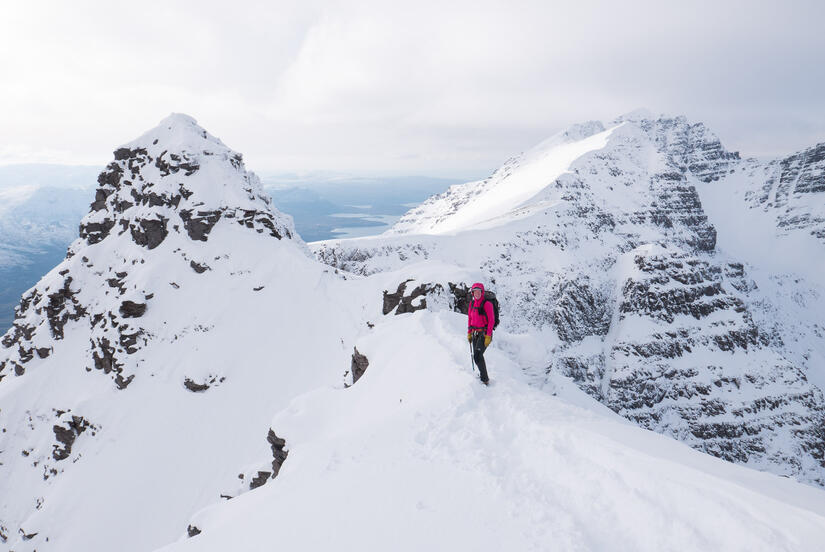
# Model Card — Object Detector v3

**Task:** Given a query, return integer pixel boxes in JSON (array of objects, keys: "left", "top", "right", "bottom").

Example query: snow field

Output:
[
  {"left": 0, "top": 225, "right": 364, "bottom": 551},
  {"left": 163, "top": 309, "right": 825, "bottom": 552}
]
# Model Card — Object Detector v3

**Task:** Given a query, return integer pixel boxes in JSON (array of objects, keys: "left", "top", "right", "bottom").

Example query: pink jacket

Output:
[{"left": 468, "top": 282, "right": 495, "bottom": 336}]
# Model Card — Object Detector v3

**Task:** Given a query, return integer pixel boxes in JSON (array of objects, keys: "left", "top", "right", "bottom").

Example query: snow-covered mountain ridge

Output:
[
  {"left": 313, "top": 111, "right": 825, "bottom": 487},
  {"left": 2, "top": 113, "right": 824, "bottom": 551}
]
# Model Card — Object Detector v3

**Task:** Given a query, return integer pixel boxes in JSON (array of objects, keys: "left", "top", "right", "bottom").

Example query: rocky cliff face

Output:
[
  {"left": 741, "top": 142, "right": 825, "bottom": 243},
  {"left": 312, "top": 112, "right": 825, "bottom": 486}
]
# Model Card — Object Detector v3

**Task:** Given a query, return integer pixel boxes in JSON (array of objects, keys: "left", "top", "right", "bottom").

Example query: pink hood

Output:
[{"left": 468, "top": 283, "right": 494, "bottom": 335}]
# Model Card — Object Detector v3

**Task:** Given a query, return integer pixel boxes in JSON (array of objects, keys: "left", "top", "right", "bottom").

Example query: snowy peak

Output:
[
  {"left": 529, "top": 119, "right": 606, "bottom": 151},
  {"left": 389, "top": 111, "right": 735, "bottom": 237},
  {"left": 0, "top": 116, "right": 355, "bottom": 551},
  {"left": 630, "top": 114, "right": 741, "bottom": 182},
  {"left": 125, "top": 113, "right": 229, "bottom": 155},
  {"left": 79, "top": 114, "right": 294, "bottom": 249},
  {"left": 0, "top": 115, "right": 300, "bottom": 390},
  {"left": 388, "top": 122, "right": 620, "bottom": 235}
]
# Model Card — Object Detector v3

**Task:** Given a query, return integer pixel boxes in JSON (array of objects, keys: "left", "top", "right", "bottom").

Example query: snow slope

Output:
[
  {"left": 159, "top": 309, "right": 825, "bottom": 552},
  {"left": 389, "top": 121, "right": 617, "bottom": 235}
]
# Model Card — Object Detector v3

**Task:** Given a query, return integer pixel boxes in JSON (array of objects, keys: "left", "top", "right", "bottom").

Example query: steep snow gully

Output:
[{"left": 2, "top": 113, "right": 825, "bottom": 552}]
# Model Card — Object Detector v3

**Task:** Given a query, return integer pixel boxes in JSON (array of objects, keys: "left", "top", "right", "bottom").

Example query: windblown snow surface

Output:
[
  {"left": 158, "top": 308, "right": 825, "bottom": 552},
  {"left": 2, "top": 113, "right": 825, "bottom": 551}
]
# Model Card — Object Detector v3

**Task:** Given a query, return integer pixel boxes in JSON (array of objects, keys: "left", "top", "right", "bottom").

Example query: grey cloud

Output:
[{"left": 1, "top": 0, "right": 823, "bottom": 175}]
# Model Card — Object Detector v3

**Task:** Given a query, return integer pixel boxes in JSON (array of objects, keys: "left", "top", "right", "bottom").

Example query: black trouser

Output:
[{"left": 471, "top": 331, "right": 489, "bottom": 382}]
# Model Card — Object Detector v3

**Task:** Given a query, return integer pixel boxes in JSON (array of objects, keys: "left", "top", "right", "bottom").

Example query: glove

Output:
[
  {"left": 484, "top": 335, "right": 492, "bottom": 347},
  {"left": 467, "top": 331, "right": 472, "bottom": 343}
]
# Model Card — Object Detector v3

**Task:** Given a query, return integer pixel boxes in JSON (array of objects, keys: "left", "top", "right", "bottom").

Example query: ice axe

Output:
[{"left": 469, "top": 337, "right": 477, "bottom": 374}]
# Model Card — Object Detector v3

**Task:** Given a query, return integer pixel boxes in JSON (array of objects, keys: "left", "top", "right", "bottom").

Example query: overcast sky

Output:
[{"left": 1, "top": 0, "right": 823, "bottom": 177}]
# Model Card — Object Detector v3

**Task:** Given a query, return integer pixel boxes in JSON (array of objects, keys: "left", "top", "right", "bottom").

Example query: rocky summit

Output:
[{"left": 0, "top": 114, "right": 296, "bottom": 389}]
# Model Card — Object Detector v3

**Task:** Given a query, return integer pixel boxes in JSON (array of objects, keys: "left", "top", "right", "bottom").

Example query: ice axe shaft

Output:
[{"left": 469, "top": 338, "right": 476, "bottom": 374}]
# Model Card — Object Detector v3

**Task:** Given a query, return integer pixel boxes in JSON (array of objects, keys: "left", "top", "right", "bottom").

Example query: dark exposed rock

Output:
[
  {"left": 97, "top": 162, "right": 123, "bottom": 187},
  {"left": 187, "top": 525, "right": 202, "bottom": 538},
  {"left": 183, "top": 374, "right": 225, "bottom": 392},
  {"left": 552, "top": 279, "right": 611, "bottom": 342},
  {"left": 249, "top": 471, "right": 271, "bottom": 490},
  {"left": 240, "top": 430, "right": 289, "bottom": 493},
  {"left": 190, "top": 260, "right": 209, "bottom": 274},
  {"left": 90, "top": 188, "right": 114, "bottom": 211},
  {"left": 267, "top": 429, "right": 288, "bottom": 478},
  {"left": 107, "top": 275, "right": 127, "bottom": 293},
  {"left": 383, "top": 280, "right": 470, "bottom": 316},
  {"left": 351, "top": 347, "right": 369, "bottom": 384},
  {"left": 184, "top": 378, "right": 209, "bottom": 392},
  {"left": 180, "top": 209, "right": 222, "bottom": 241},
  {"left": 92, "top": 337, "right": 118, "bottom": 374},
  {"left": 153, "top": 150, "right": 199, "bottom": 177},
  {"left": 119, "top": 301, "right": 147, "bottom": 318},
  {"left": 52, "top": 415, "right": 91, "bottom": 461},
  {"left": 130, "top": 216, "right": 169, "bottom": 249},
  {"left": 119, "top": 330, "right": 143, "bottom": 354},
  {"left": 44, "top": 277, "right": 86, "bottom": 340},
  {"left": 79, "top": 219, "right": 116, "bottom": 245},
  {"left": 230, "top": 209, "right": 288, "bottom": 240},
  {"left": 383, "top": 279, "right": 414, "bottom": 314},
  {"left": 113, "top": 147, "right": 147, "bottom": 161},
  {"left": 114, "top": 373, "right": 135, "bottom": 390}
]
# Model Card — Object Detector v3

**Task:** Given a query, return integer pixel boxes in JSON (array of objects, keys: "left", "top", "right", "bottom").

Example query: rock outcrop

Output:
[{"left": 742, "top": 142, "right": 825, "bottom": 243}]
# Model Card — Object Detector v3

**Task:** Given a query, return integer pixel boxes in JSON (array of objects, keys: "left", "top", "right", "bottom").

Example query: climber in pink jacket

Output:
[{"left": 467, "top": 282, "right": 494, "bottom": 384}]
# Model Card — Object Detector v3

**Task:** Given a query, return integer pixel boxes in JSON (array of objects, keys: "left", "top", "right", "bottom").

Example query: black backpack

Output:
[{"left": 468, "top": 289, "right": 500, "bottom": 329}]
